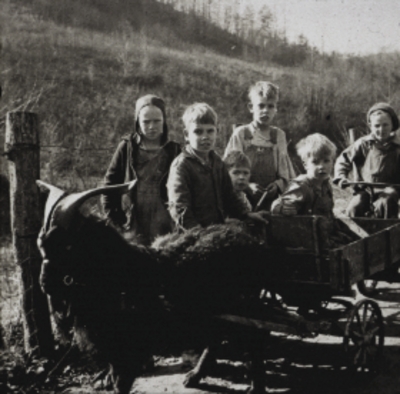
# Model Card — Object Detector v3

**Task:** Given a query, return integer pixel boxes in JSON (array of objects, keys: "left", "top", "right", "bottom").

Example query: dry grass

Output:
[
  {"left": 0, "top": 242, "right": 22, "bottom": 346},
  {"left": 3, "top": 0, "right": 400, "bottom": 184}
]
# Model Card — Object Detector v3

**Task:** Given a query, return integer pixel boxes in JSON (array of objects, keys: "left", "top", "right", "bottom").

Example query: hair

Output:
[
  {"left": 296, "top": 133, "right": 337, "bottom": 162},
  {"left": 248, "top": 81, "right": 279, "bottom": 103},
  {"left": 223, "top": 150, "right": 251, "bottom": 170},
  {"left": 182, "top": 103, "right": 218, "bottom": 129}
]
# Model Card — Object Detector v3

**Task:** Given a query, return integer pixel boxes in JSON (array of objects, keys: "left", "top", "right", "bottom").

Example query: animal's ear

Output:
[{"left": 37, "top": 180, "right": 66, "bottom": 230}]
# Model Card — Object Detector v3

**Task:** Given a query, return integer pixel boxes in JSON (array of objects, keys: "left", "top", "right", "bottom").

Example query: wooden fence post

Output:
[{"left": 4, "top": 111, "right": 53, "bottom": 356}]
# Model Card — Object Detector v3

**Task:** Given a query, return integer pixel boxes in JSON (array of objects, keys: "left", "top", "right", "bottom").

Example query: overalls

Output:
[{"left": 246, "top": 129, "right": 278, "bottom": 210}]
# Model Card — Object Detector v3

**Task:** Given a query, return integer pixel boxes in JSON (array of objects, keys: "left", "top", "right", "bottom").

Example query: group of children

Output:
[{"left": 102, "top": 81, "right": 400, "bottom": 245}]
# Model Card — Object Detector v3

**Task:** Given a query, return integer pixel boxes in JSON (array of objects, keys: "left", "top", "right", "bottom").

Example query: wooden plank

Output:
[
  {"left": 216, "top": 314, "right": 297, "bottom": 334},
  {"left": 341, "top": 241, "right": 365, "bottom": 284},
  {"left": 268, "top": 215, "right": 331, "bottom": 252},
  {"left": 329, "top": 248, "right": 343, "bottom": 291},
  {"left": 390, "top": 224, "right": 400, "bottom": 265},
  {"left": 352, "top": 218, "right": 400, "bottom": 234},
  {"left": 336, "top": 217, "right": 369, "bottom": 238},
  {"left": 365, "top": 231, "right": 388, "bottom": 276}
]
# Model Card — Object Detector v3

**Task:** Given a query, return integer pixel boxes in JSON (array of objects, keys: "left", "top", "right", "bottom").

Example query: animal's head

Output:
[{"left": 36, "top": 180, "right": 136, "bottom": 297}]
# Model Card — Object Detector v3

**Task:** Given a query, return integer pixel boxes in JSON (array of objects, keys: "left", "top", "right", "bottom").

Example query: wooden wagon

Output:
[{"left": 217, "top": 215, "right": 400, "bottom": 371}]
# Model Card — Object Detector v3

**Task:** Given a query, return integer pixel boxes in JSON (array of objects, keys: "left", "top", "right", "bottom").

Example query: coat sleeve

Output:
[
  {"left": 101, "top": 141, "right": 128, "bottom": 223},
  {"left": 271, "top": 182, "right": 307, "bottom": 215},
  {"left": 333, "top": 139, "right": 366, "bottom": 183},
  {"left": 167, "top": 158, "right": 200, "bottom": 230},
  {"left": 275, "top": 130, "right": 296, "bottom": 192}
]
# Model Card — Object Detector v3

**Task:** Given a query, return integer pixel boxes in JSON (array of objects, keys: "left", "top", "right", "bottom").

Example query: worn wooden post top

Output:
[
  {"left": 5, "top": 110, "right": 54, "bottom": 356},
  {"left": 5, "top": 112, "right": 39, "bottom": 156}
]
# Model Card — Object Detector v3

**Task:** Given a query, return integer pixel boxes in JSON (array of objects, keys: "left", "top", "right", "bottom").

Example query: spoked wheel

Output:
[
  {"left": 343, "top": 299, "right": 384, "bottom": 372},
  {"left": 357, "top": 280, "right": 379, "bottom": 297}
]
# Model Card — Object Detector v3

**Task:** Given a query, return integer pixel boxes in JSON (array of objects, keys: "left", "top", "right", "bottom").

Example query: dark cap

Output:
[
  {"left": 135, "top": 94, "right": 168, "bottom": 143},
  {"left": 367, "top": 102, "right": 399, "bottom": 131}
]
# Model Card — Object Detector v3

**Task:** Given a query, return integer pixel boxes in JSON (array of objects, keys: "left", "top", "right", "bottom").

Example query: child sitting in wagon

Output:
[
  {"left": 334, "top": 102, "right": 400, "bottom": 218},
  {"left": 271, "top": 133, "right": 336, "bottom": 217}
]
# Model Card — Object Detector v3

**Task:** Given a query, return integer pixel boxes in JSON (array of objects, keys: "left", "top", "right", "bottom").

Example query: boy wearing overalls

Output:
[{"left": 224, "top": 81, "right": 296, "bottom": 209}]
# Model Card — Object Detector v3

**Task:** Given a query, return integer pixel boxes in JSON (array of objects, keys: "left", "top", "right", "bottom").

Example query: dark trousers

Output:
[{"left": 346, "top": 189, "right": 399, "bottom": 218}]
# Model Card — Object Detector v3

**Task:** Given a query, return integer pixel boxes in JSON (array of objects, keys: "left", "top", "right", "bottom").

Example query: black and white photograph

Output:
[{"left": 2, "top": 0, "right": 400, "bottom": 393}]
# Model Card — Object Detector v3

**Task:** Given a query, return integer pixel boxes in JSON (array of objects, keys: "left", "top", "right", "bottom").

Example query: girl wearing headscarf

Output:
[{"left": 102, "top": 94, "right": 181, "bottom": 244}]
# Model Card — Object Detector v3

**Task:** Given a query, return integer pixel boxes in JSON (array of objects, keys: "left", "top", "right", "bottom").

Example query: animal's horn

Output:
[
  {"left": 37, "top": 180, "right": 67, "bottom": 230},
  {"left": 51, "top": 180, "right": 137, "bottom": 229}
]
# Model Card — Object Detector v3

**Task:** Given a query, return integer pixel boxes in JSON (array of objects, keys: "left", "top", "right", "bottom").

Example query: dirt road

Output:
[
  {"left": 131, "top": 282, "right": 400, "bottom": 394},
  {"left": 62, "top": 282, "right": 400, "bottom": 394}
]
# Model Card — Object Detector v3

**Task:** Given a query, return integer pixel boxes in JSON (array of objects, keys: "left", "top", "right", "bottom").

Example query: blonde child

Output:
[
  {"left": 102, "top": 94, "right": 180, "bottom": 245},
  {"left": 334, "top": 102, "right": 400, "bottom": 218},
  {"left": 167, "top": 103, "right": 267, "bottom": 230},
  {"left": 224, "top": 81, "right": 295, "bottom": 209},
  {"left": 271, "top": 133, "right": 336, "bottom": 217}
]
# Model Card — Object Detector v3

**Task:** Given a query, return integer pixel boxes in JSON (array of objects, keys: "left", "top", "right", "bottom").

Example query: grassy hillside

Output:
[{"left": 2, "top": 0, "right": 400, "bottom": 187}]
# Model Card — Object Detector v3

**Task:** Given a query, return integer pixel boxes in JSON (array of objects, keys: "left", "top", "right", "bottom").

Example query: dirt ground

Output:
[{"left": 59, "top": 281, "right": 400, "bottom": 394}]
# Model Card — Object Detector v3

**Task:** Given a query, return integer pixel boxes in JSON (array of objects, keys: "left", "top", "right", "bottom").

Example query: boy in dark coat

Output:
[
  {"left": 167, "top": 103, "right": 267, "bottom": 230},
  {"left": 334, "top": 102, "right": 400, "bottom": 218}
]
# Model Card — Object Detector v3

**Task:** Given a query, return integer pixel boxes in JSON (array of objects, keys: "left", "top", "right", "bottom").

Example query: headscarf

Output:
[
  {"left": 367, "top": 102, "right": 399, "bottom": 131},
  {"left": 135, "top": 94, "right": 169, "bottom": 144}
]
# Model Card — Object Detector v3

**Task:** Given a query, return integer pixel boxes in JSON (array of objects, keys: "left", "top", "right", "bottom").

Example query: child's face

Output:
[
  {"left": 138, "top": 105, "right": 164, "bottom": 142},
  {"left": 228, "top": 166, "right": 251, "bottom": 191},
  {"left": 249, "top": 96, "right": 277, "bottom": 127},
  {"left": 185, "top": 122, "right": 217, "bottom": 152},
  {"left": 304, "top": 154, "right": 333, "bottom": 184},
  {"left": 369, "top": 111, "right": 393, "bottom": 142}
]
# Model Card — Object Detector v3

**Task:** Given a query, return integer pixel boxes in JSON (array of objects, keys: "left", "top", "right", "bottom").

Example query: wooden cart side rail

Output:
[
  {"left": 215, "top": 313, "right": 332, "bottom": 337},
  {"left": 330, "top": 221, "right": 400, "bottom": 290}
]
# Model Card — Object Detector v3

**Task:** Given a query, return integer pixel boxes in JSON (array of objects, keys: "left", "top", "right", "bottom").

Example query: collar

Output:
[
  {"left": 364, "top": 133, "right": 399, "bottom": 147},
  {"left": 183, "top": 145, "right": 214, "bottom": 167}
]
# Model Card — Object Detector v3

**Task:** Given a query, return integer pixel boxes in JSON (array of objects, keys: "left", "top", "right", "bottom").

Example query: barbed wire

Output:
[
  {"left": 40, "top": 145, "right": 115, "bottom": 151},
  {"left": 1, "top": 144, "right": 115, "bottom": 156}
]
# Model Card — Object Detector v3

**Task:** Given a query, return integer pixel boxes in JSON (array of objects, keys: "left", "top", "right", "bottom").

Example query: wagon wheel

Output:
[
  {"left": 357, "top": 280, "right": 379, "bottom": 297},
  {"left": 343, "top": 299, "right": 384, "bottom": 372}
]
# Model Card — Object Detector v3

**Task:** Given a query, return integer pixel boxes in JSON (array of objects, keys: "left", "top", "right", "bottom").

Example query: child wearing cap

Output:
[
  {"left": 102, "top": 94, "right": 181, "bottom": 244},
  {"left": 334, "top": 102, "right": 400, "bottom": 218}
]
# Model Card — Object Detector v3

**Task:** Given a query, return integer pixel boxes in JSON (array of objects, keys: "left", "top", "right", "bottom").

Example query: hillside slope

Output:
[
  {"left": 1, "top": 0, "right": 299, "bottom": 178},
  {"left": 1, "top": 0, "right": 399, "bottom": 183}
]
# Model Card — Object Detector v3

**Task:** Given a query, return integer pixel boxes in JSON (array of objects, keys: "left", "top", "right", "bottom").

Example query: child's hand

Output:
[
  {"left": 338, "top": 178, "right": 350, "bottom": 189},
  {"left": 265, "top": 183, "right": 279, "bottom": 198},
  {"left": 248, "top": 182, "right": 262, "bottom": 194},
  {"left": 246, "top": 211, "right": 269, "bottom": 225}
]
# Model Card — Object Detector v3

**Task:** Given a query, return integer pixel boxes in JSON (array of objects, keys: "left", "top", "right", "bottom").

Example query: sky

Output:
[{"left": 250, "top": 0, "right": 400, "bottom": 55}]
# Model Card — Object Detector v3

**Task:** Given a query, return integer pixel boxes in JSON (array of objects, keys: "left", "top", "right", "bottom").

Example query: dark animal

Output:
[{"left": 37, "top": 180, "right": 276, "bottom": 394}]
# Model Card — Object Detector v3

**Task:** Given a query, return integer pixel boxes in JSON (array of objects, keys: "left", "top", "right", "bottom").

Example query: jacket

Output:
[
  {"left": 271, "top": 175, "right": 334, "bottom": 217},
  {"left": 334, "top": 135, "right": 400, "bottom": 185},
  {"left": 167, "top": 147, "right": 250, "bottom": 229},
  {"left": 102, "top": 133, "right": 181, "bottom": 224}
]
